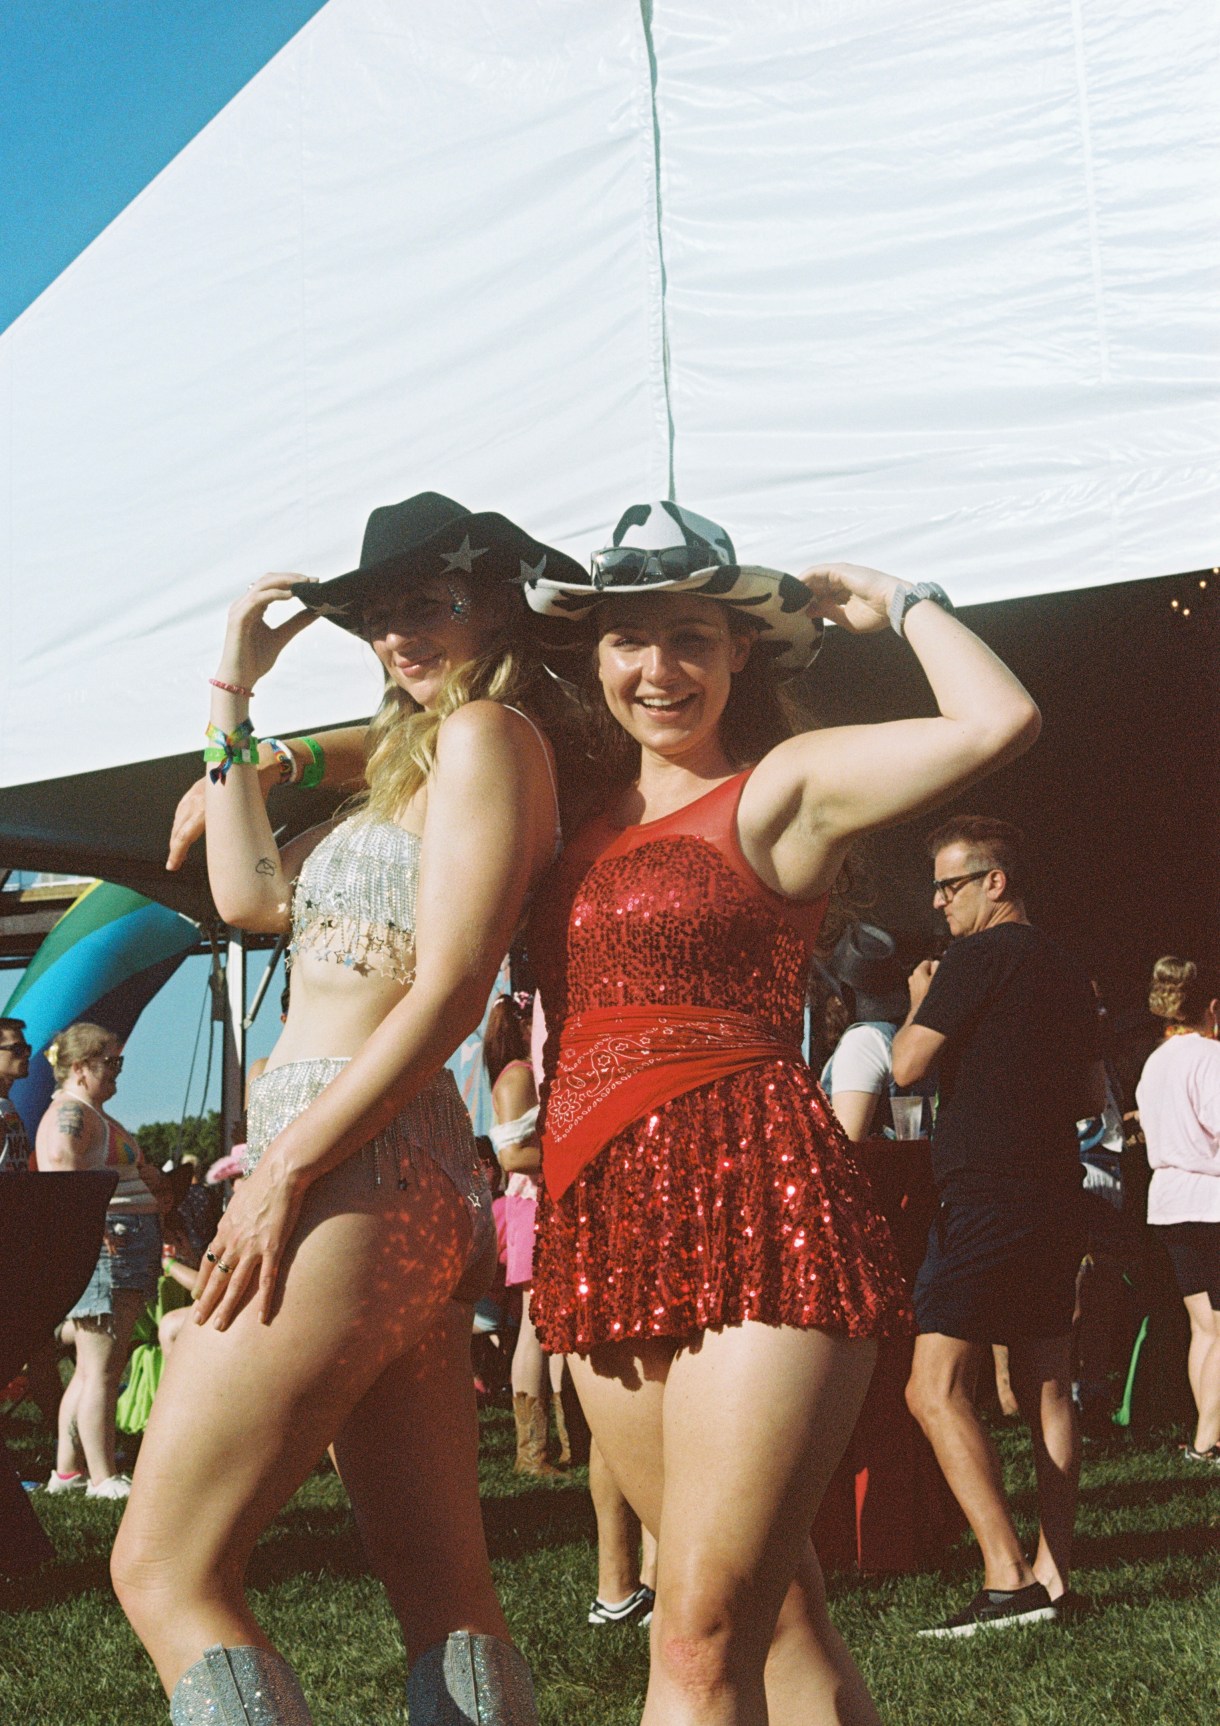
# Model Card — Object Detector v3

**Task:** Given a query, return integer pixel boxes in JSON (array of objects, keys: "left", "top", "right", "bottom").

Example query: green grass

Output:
[{"left": 1, "top": 1405, "right": 1218, "bottom": 1724}]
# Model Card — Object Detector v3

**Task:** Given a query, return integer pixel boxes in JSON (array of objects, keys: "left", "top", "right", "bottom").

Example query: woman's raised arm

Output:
[
  {"left": 742, "top": 563, "right": 1040, "bottom": 901},
  {"left": 166, "top": 726, "right": 370, "bottom": 872},
  {"left": 202, "top": 575, "right": 323, "bottom": 930}
]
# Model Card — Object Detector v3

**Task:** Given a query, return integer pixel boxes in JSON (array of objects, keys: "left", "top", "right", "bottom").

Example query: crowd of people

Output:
[{"left": 1, "top": 492, "right": 1215, "bottom": 1725}]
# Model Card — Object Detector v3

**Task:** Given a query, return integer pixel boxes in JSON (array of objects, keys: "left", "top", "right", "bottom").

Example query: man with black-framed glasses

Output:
[
  {"left": 890, "top": 815, "right": 1106, "bottom": 1638},
  {"left": 0, "top": 1018, "right": 33, "bottom": 1174}
]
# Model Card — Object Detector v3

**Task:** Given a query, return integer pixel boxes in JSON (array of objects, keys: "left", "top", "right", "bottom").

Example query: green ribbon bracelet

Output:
[{"left": 298, "top": 735, "right": 325, "bottom": 790}]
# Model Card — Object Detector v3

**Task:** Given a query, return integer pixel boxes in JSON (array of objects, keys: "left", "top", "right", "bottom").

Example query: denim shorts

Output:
[{"left": 68, "top": 1210, "right": 161, "bottom": 1323}]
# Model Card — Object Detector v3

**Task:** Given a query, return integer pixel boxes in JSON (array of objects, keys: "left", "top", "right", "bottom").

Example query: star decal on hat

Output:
[
  {"left": 439, "top": 536, "right": 488, "bottom": 574},
  {"left": 311, "top": 600, "right": 351, "bottom": 617},
  {"left": 518, "top": 554, "right": 547, "bottom": 584}
]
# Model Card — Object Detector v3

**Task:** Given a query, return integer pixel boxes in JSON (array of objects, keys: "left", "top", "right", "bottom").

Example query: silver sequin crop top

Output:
[{"left": 289, "top": 815, "right": 420, "bottom": 985}]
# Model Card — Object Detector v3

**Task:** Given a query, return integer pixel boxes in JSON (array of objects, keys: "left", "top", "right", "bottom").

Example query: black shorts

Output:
[
  {"left": 913, "top": 1189, "right": 1085, "bottom": 1344},
  {"left": 1155, "top": 1222, "right": 1220, "bottom": 1308}
]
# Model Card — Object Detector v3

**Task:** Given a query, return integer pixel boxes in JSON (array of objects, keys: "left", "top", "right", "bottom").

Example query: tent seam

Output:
[
  {"left": 638, "top": 1, "right": 676, "bottom": 501},
  {"left": 297, "top": 34, "right": 312, "bottom": 557},
  {"left": 1068, "top": 0, "right": 1110, "bottom": 385}
]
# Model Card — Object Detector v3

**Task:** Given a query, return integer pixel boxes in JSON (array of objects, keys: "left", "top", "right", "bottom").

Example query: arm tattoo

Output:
[
  {"left": 255, "top": 857, "right": 276, "bottom": 877},
  {"left": 57, "top": 1100, "right": 85, "bottom": 1140}
]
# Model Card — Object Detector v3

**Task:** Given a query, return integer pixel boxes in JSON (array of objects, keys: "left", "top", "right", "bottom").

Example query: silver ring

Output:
[{"left": 215, "top": 1260, "right": 233, "bottom": 1276}]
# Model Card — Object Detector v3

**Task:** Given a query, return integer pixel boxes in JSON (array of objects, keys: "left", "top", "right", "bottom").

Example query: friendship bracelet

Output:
[
  {"left": 203, "top": 719, "right": 259, "bottom": 784},
  {"left": 260, "top": 737, "right": 300, "bottom": 786},
  {"left": 298, "top": 735, "right": 325, "bottom": 790},
  {"left": 208, "top": 676, "right": 256, "bottom": 698}
]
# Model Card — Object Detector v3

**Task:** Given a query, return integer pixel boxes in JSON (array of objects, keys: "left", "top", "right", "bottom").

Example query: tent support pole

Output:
[
  {"left": 244, "top": 929, "right": 287, "bottom": 1031},
  {"left": 220, "top": 928, "right": 246, "bottom": 1156}
]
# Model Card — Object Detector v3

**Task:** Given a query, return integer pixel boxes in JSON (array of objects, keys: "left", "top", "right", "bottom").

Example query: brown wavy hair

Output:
[
  {"left": 482, "top": 994, "right": 532, "bottom": 1088},
  {"left": 572, "top": 614, "right": 802, "bottom": 792},
  {"left": 1148, "top": 956, "right": 1213, "bottom": 1026}
]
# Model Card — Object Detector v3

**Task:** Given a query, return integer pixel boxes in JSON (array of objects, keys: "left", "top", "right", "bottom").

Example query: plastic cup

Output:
[{"left": 890, "top": 1096, "right": 923, "bottom": 1139}]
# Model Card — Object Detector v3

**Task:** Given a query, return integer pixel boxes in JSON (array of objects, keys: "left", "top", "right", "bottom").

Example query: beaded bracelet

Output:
[
  {"left": 203, "top": 719, "right": 259, "bottom": 784},
  {"left": 298, "top": 735, "right": 325, "bottom": 790},
  {"left": 260, "top": 736, "right": 300, "bottom": 786},
  {"left": 208, "top": 676, "right": 256, "bottom": 698}
]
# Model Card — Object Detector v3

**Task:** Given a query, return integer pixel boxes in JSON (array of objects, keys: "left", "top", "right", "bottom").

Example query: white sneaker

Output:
[
  {"left": 85, "top": 1474, "right": 133, "bottom": 1500},
  {"left": 43, "top": 1470, "right": 88, "bottom": 1495},
  {"left": 588, "top": 1585, "right": 655, "bottom": 1626}
]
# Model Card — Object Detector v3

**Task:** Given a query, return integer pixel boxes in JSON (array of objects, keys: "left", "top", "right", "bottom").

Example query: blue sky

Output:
[
  {"left": 0, "top": 0, "right": 327, "bottom": 333},
  {"left": 2, "top": 1, "right": 323, "bottom": 1123},
  {"left": 121, "top": 949, "right": 288, "bottom": 1128},
  {"left": 1, "top": 944, "right": 285, "bottom": 1129}
]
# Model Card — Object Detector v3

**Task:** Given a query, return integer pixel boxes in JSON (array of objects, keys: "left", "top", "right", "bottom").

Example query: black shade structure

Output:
[
  {"left": 0, "top": 727, "right": 363, "bottom": 938},
  {"left": 797, "top": 570, "right": 1219, "bottom": 1011},
  {"left": 0, "top": 575, "right": 1216, "bottom": 1009}
]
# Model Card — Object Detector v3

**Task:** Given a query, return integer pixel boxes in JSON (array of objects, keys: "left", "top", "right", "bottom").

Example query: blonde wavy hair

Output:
[
  {"left": 46, "top": 1021, "right": 119, "bottom": 1084},
  {"left": 360, "top": 586, "right": 548, "bottom": 822},
  {"left": 1148, "top": 956, "right": 1212, "bottom": 1026}
]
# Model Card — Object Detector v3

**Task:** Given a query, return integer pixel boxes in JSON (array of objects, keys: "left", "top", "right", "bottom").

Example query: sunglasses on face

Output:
[
  {"left": 589, "top": 545, "right": 721, "bottom": 588},
  {"left": 0, "top": 1040, "right": 31, "bottom": 1056},
  {"left": 932, "top": 870, "right": 991, "bottom": 904},
  {"left": 88, "top": 1055, "right": 124, "bottom": 1074}
]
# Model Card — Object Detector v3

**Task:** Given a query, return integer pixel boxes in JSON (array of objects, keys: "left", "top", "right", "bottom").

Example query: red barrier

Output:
[{"left": 812, "top": 1138, "right": 964, "bottom": 1573}]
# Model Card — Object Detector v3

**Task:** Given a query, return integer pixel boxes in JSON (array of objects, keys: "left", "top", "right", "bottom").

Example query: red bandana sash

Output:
[{"left": 542, "top": 1003, "right": 801, "bottom": 1199}]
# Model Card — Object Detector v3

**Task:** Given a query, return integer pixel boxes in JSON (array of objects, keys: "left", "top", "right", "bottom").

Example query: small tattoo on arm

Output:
[
  {"left": 255, "top": 857, "right": 276, "bottom": 877},
  {"left": 58, "top": 1101, "right": 85, "bottom": 1140}
]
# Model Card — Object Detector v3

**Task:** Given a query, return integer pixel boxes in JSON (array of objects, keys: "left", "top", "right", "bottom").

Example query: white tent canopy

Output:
[{"left": 2, "top": 0, "right": 1217, "bottom": 788}]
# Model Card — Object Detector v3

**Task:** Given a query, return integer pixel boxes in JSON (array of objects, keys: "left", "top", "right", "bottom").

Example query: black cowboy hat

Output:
[
  {"left": 291, "top": 492, "right": 585, "bottom": 635},
  {"left": 522, "top": 500, "right": 824, "bottom": 678},
  {"left": 825, "top": 923, "right": 910, "bottom": 1024}
]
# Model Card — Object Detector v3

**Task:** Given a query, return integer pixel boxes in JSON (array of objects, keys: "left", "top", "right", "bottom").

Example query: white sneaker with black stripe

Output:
[{"left": 587, "top": 1585, "right": 654, "bottom": 1627}]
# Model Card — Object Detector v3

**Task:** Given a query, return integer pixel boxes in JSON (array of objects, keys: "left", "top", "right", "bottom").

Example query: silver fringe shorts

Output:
[{"left": 245, "top": 1058, "right": 496, "bottom": 1302}]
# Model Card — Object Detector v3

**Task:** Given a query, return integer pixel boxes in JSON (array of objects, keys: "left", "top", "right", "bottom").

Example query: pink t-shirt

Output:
[{"left": 1135, "top": 1033, "right": 1220, "bottom": 1224}]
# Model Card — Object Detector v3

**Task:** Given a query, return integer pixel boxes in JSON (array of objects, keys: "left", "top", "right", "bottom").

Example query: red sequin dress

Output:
[{"left": 530, "top": 771, "right": 912, "bottom": 1354}]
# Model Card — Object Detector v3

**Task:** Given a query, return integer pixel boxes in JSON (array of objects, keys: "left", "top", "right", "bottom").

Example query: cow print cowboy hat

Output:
[
  {"left": 291, "top": 492, "right": 585, "bottom": 635},
  {"left": 522, "top": 500, "right": 824, "bottom": 677}
]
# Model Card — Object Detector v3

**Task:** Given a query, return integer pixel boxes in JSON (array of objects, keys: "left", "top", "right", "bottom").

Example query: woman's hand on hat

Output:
[
  {"left": 216, "top": 572, "right": 319, "bottom": 691},
  {"left": 798, "top": 562, "right": 905, "bottom": 634}
]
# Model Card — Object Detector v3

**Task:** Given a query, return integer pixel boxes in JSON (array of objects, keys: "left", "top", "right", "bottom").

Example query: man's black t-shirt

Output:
[{"left": 913, "top": 922, "right": 1100, "bottom": 1200}]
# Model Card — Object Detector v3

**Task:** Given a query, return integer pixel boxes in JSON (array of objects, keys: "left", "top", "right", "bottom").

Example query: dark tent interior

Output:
[{"left": 3, "top": 570, "right": 1216, "bottom": 1061}]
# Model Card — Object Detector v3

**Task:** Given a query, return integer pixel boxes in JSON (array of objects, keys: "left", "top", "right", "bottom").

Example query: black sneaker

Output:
[
  {"left": 1054, "top": 1588, "right": 1093, "bottom": 1622},
  {"left": 918, "top": 1582, "right": 1059, "bottom": 1639}
]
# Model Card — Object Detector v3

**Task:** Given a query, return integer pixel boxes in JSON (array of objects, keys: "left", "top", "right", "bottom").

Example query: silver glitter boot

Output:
[
  {"left": 169, "top": 1644, "right": 313, "bottom": 1725},
  {"left": 407, "top": 1632, "right": 538, "bottom": 1725}
]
